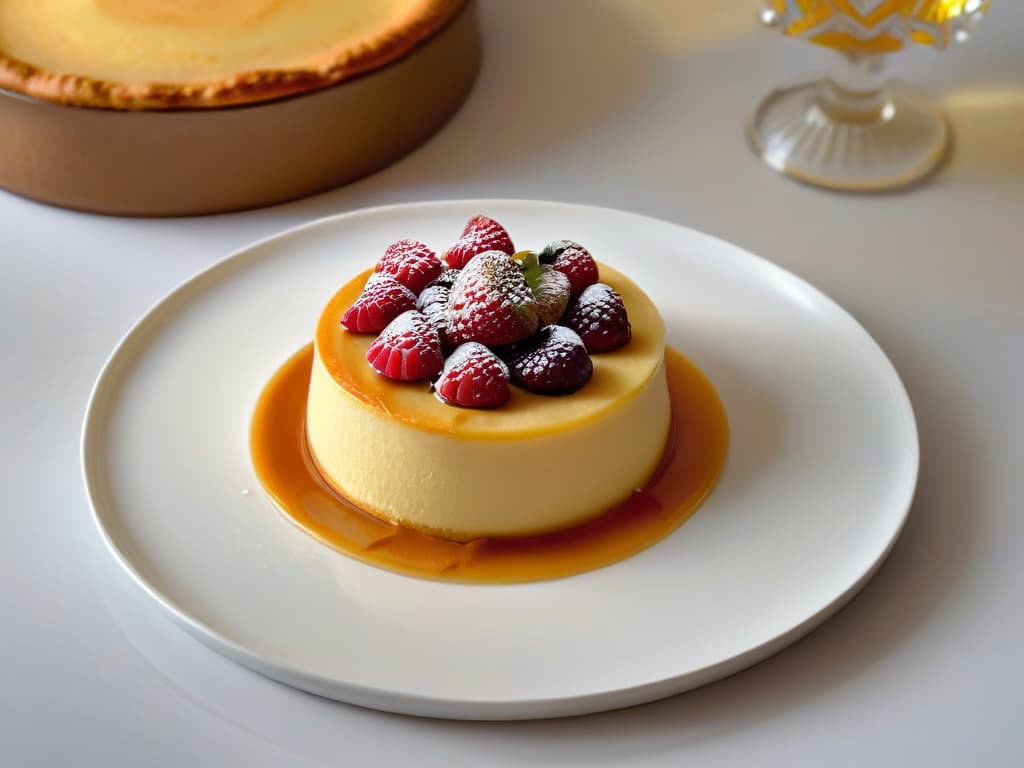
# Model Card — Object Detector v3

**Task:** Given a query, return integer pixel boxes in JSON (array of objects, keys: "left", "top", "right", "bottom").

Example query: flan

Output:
[
  {"left": 0, "top": 0, "right": 467, "bottom": 108},
  {"left": 306, "top": 264, "right": 672, "bottom": 542}
]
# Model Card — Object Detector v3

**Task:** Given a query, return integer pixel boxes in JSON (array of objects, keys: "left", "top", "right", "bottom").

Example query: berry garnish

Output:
[
  {"left": 532, "top": 266, "right": 571, "bottom": 326},
  {"left": 375, "top": 239, "right": 443, "bottom": 295},
  {"left": 365, "top": 311, "right": 444, "bottom": 381},
  {"left": 444, "top": 215, "right": 515, "bottom": 269},
  {"left": 434, "top": 342, "right": 511, "bottom": 408},
  {"left": 543, "top": 240, "right": 598, "bottom": 299},
  {"left": 512, "top": 250, "right": 570, "bottom": 325},
  {"left": 512, "top": 249, "right": 540, "bottom": 271},
  {"left": 416, "top": 282, "right": 455, "bottom": 353},
  {"left": 506, "top": 325, "right": 593, "bottom": 395},
  {"left": 538, "top": 240, "right": 573, "bottom": 264},
  {"left": 448, "top": 251, "right": 540, "bottom": 347},
  {"left": 426, "top": 268, "right": 461, "bottom": 291},
  {"left": 341, "top": 273, "right": 417, "bottom": 333},
  {"left": 564, "top": 282, "right": 632, "bottom": 352}
]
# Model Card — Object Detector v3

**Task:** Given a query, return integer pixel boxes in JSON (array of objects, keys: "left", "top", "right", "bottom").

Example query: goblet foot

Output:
[{"left": 749, "top": 81, "right": 949, "bottom": 191}]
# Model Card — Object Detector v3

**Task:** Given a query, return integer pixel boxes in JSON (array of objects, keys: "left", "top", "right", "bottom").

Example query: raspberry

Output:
[
  {"left": 506, "top": 325, "right": 593, "bottom": 395},
  {"left": 375, "top": 239, "right": 443, "bottom": 295},
  {"left": 444, "top": 215, "right": 515, "bottom": 269},
  {"left": 433, "top": 342, "right": 511, "bottom": 409},
  {"left": 563, "top": 283, "right": 631, "bottom": 352},
  {"left": 541, "top": 240, "right": 598, "bottom": 300},
  {"left": 365, "top": 311, "right": 444, "bottom": 381},
  {"left": 340, "top": 273, "right": 417, "bottom": 333}
]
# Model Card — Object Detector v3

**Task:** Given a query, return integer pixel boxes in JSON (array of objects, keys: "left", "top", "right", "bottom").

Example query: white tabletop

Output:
[{"left": 3, "top": 2, "right": 1022, "bottom": 765}]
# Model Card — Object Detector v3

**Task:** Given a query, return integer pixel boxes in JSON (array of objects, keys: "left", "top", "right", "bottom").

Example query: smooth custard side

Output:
[
  {"left": 306, "top": 352, "right": 671, "bottom": 540},
  {"left": 305, "top": 262, "right": 672, "bottom": 540}
]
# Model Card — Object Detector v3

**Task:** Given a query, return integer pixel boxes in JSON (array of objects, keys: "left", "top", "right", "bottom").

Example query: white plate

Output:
[{"left": 82, "top": 200, "right": 918, "bottom": 720}]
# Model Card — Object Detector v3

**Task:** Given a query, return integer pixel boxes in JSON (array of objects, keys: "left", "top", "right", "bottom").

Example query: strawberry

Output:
[
  {"left": 540, "top": 240, "right": 598, "bottom": 299},
  {"left": 340, "top": 273, "right": 417, "bottom": 333},
  {"left": 375, "top": 239, "right": 443, "bottom": 295},
  {"left": 564, "top": 282, "right": 631, "bottom": 352},
  {"left": 448, "top": 251, "right": 540, "bottom": 347},
  {"left": 506, "top": 325, "right": 593, "bottom": 395},
  {"left": 434, "top": 342, "right": 511, "bottom": 408},
  {"left": 365, "top": 311, "right": 444, "bottom": 381},
  {"left": 444, "top": 215, "right": 515, "bottom": 269}
]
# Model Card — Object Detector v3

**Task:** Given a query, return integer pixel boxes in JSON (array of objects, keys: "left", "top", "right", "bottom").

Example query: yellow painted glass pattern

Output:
[{"left": 770, "top": 0, "right": 989, "bottom": 53}]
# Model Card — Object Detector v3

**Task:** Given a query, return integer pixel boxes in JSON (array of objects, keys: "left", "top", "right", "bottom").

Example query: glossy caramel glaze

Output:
[{"left": 251, "top": 344, "right": 729, "bottom": 583}]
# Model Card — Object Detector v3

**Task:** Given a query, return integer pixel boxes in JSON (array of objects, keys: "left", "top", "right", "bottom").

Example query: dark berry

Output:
[
  {"left": 564, "top": 282, "right": 631, "bottom": 352},
  {"left": 506, "top": 325, "right": 593, "bottom": 395}
]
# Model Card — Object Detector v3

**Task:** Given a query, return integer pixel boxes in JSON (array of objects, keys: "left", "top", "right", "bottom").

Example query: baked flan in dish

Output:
[
  {"left": 305, "top": 215, "right": 672, "bottom": 542},
  {"left": 0, "top": 0, "right": 467, "bottom": 108}
]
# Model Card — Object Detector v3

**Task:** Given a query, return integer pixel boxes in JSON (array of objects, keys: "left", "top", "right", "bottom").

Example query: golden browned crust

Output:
[{"left": 0, "top": 0, "right": 468, "bottom": 110}]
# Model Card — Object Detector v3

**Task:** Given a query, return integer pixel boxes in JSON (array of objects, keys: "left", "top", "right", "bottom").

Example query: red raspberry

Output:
[
  {"left": 375, "top": 239, "right": 442, "bottom": 295},
  {"left": 434, "top": 342, "right": 511, "bottom": 409},
  {"left": 447, "top": 251, "right": 540, "bottom": 347},
  {"left": 444, "top": 215, "right": 515, "bottom": 269},
  {"left": 365, "top": 311, "right": 444, "bottom": 381},
  {"left": 506, "top": 325, "right": 593, "bottom": 395},
  {"left": 563, "top": 283, "right": 632, "bottom": 352},
  {"left": 340, "top": 273, "right": 416, "bottom": 333},
  {"left": 541, "top": 240, "right": 598, "bottom": 300}
]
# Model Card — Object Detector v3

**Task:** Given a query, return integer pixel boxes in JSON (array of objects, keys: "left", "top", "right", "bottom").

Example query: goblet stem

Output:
[
  {"left": 817, "top": 52, "right": 890, "bottom": 123},
  {"left": 748, "top": 50, "right": 949, "bottom": 192}
]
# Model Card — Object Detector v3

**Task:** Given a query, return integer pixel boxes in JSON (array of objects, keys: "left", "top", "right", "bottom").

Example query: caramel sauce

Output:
[{"left": 251, "top": 345, "right": 729, "bottom": 583}]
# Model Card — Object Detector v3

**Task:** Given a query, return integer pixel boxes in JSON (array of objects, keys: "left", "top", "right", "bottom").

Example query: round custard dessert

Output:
[{"left": 306, "top": 264, "right": 670, "bottom": 542}]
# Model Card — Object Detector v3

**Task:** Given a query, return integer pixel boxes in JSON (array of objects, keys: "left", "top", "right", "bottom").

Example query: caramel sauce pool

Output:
[{"left": 250, "top": 345, "right": 729, "bottom": 583}]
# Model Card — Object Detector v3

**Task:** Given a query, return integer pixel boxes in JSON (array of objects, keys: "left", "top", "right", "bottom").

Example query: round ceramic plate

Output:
[{"left": 82, "top": 200, "right": 918, "bottom": 720}]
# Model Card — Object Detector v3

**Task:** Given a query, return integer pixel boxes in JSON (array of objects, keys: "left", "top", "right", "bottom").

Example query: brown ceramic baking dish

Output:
[{"left": 0, "top": 1, "right": 480, "bottom": 216}]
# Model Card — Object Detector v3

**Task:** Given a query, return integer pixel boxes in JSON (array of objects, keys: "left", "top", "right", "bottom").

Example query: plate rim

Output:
[{"left": 81, "top": 198, "right": 919, "bottom": 719}]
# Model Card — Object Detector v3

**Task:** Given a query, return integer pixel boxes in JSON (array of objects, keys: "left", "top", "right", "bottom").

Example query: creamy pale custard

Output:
[{"left": 305, "top": 264, "right": 672, "bottom": 541}]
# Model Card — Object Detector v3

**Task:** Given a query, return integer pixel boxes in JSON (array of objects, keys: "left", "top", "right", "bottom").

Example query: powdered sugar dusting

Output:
[
  {"left": 375, "top": 239, "right": 442, "bottom": 294},
  {"left": 340, "top": 273, "right": 416, "bottom": 333},
  {"left": 564, "top": 282, "right": 631, "bottom": 352},
  {"left": 434, "top": 342, "right": 511, "bottom": 408},
  {"left": 507, "top": 325, "right": 592, "bottom": 395},
  {"left": 549, "top": 242, "right": 599, "bottom": 299},
  {"left": 533, "top": 266, "right": 571, "bottom": 325},
  {"left": 442, "top": 341, "right": 510, "bottom": 377},
  {"left": 366, "top": 310, "right": 444, "bottom": 381},
  {"left": 447, "top": 251, "right": 540, "bottom": 347},
  {"left": 377, "top": 310, "right": 436, "bottom": 345},
  {"left": 444, "top": 215, "right": 515, "bottom": 269}
]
